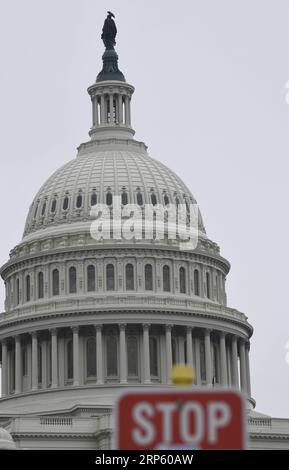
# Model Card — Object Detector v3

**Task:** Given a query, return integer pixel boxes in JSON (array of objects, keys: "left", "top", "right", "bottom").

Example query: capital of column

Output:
[
  {"left": 31, "top": 331, "right": 38, "bottom": 339},
  {"left": 142, "top": 323, "right": 151, "bottom": 331},
  {"left": 204, "top": 328, "right": 212, "bottom": 336},
  {"left": 165, "top": 324, "right": 172, "bottom": 332},
  {"left": 95, "top": 324, "right": 103, "bottom": 332},
  {"left": 71, "top": 326, "right": 79, "bottom": 333},
  {"left": 50, "top": 328, "right": 58, "bottom": 336},
  {"left": 186, "top": 326, "right": 193, "bottom": 333},
  {"left": 119, "top": 323, "right": 127, "bottom": 331}
]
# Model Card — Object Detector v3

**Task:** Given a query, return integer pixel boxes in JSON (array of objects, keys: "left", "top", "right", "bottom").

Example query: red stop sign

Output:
[{"left": 115, "top": 389, "right": 246, "bottom": 450}]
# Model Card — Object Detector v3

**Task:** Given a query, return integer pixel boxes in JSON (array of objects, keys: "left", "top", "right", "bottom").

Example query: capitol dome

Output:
[
  {"left": 0, "top": 14, "right": 254, "bottom": 449},
  {"left": 23, "top": 146, "right": 206, "bottom": 239}
]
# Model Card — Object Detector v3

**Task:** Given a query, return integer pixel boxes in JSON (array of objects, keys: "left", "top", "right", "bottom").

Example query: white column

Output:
[
  {"left": 118, "top": 94, "right": 123, "bottom": 123},
  {"left": 96, "top": 325, "right": 103, "bottom": 384},
  {"left": 109, "top": 94, "right": 114, "bottom": 123},
  {"left": 143, "top": 324, "right": 151, "bottom": 383},
  {"left": 204, "top": 329, "right": 212, "bottom": 386},
  {"left": 41, "top": 340, "right": 48, "bottom": 389},
  {"left": 1, "top": 340, "right": 8, "bottom": 397},
  {"left": 124, "top": 96, "right": 129, "bottom": 125},
  {"left": 119, "top": 324, "right": 127, "bottom": 384},
  {"left": 245, "top": 342, "right": 251, "bottom": 397},
  {"left": 51, "top": 329, "right": 58, "bottom": 388},
  {"left": 31, "top": 332, "right": 38, "bottom": 390},
  {"left": 165, "top": 325, "right": 172, "bottom": 383},
  {"left": 220, "top": 332, "right": 227, "bottom": 386},
  {"left": 194, "top": 336, "right": 201, "bottom": 385},
  {"left": 231, "top": 336, "right": 239, "bottom": 388},
  {"left": 186, "top": 327, "right": 194, "bottom": 367},
  {"left": 72, "top": 326, "right": 80, "bottom": 386},
  {"left": 15, "top": 335, "right": 21, "bottom": 394},
  {"left": 239, "top": 340, "right": 247, "bottom": 394},
  {"left": 100, "top": 95, "right": 105, "bottom": 123}
]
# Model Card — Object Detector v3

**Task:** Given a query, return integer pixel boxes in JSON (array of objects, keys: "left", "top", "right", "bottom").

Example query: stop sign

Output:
[{"left": 115, "top": 389, "right": 246, "bottom": 450}]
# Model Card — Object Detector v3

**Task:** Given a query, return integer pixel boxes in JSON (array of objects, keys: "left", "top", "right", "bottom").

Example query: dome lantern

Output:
[{"left": 88, "top": 12, "right": 135, "bottom": 141}]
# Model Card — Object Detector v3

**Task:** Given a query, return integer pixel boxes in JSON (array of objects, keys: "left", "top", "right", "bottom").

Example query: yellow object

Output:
[{"left": 171, "top": 364, "right": 195, "bottom": 386}]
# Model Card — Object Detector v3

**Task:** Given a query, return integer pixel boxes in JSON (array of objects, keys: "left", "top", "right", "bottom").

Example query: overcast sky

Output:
[{"left": 0, "top": 0, "right": 289, "bottom": 419}]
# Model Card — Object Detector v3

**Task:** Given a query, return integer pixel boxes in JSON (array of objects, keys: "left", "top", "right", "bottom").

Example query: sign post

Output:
[{"left": 115, "top": 388, "right": 246, "bottom": 450}]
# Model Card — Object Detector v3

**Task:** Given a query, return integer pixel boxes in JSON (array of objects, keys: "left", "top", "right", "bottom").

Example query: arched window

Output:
[
  {"left": 151, "top": 193, "right": 157, "bottom": 206},
  {"left": 86, "top": 338, "right": 96, "bottom": 378},
  {"left": 163, "top": 265, "right": 171, "bottom": 292},
  {"left": 206, "top": 272, "right": 211, "bottom": 299},
  {"left": 179, "top": 267, "right": 186, "bottom": 294},
  {"left": 51, "top": 198, "right": 57, "bottom": 213},
  {"left": 106, "top": 192, "right": 112, "bottom": 206},
  {"left": 52, "top": 269, "right": 59, "bottom": 296},
  {"left": 26, "top": 275, "right": 30, "bottom": 302},
  {"left": 106, "top": 335, "right": 118, "bottom": 376},
  {"left": 145, "top": 264, "right": 153, "bottom": 291},
  {"left": 38, "top": 272, "right": 44, "bottom": 299},
  {"left": 63, "top": 196, "right": 69, "bottom": 211},
  {"left": 91, "top": 192, "right": 97, "bottom": 206},
  {"left": 127, "top": 336, "right": 139, "bottom": 377},
  {"left": 66, "top": 340, "right": 73, "bottom": 381},
  {"left": 164, "top": 194, "right": 170, "bottom": 206},
  {"left": 121, "top": 192, "right": 128, "bottom": 205},
  {"left": 106, "top": 264, "right": 115, "bottom": 291},
  {"left": 125, "top": 264, "right": 134, "bottom": 290},
  {"left": 34, "top": 202, "right": 39, "bottom": 218},
  {"left": 172, "top": 338, "right": 178, "bottom": 365},
  {"left": 200, "top": 342, "right": 206, "bottom": 382},
  {"left": 87, "top": 265, "right": 96, "bottom": 292},
  {"left": 41, "top": 201, "right": 46, "bottom": 216},
  {"left": 149, "top": 337, "right": 159, "bottom": 377},
  {"left": 76, "top": 194, "right": 82, "bottom": 208},
  {"left": 16, "top": 278, "right": 20, "bottom": 305},
  {"left": 69, "top": 267, "right": 77, "bottom": 294},
  {"left": 137, "top": 192, "right": 143, "bottom": 206},
  {"left": 194, "top": 269, "right": 200, "bottom": 296}
]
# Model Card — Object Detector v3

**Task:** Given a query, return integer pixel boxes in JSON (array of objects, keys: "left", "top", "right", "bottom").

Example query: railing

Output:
[
  {"left": 248, "top": 417, "right": 272, "bottom": 427},
  {"left": 0, "top": 295, "right": 248, "bottom": 324},
  {"left": 40, "top": 417, "right": 73, "bottom": 426}
]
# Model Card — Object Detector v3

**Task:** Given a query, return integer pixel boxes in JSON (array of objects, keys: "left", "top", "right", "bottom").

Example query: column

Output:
[
  {"left": 186, "top": 327, "right": 194, "bottom": 367},
  {"left": 1, "top": 340, "right": 8, "bottom": 397},
  {"left": 165, "top": 325, "right": 172, "bottom": 383},
  {"left": 219, "top": 332, "right": 227, "bottom": 386},
  {"left": 245, "top": 342, "right": 252, "bottom": 397},
  {"left": 72, "top": 326, "right": 80, "bottom": 386},
  {"left": 127, "top": 97, "right": 131, "bottom": 125},
  {"left": 239, "top": 340, "right": 247, "bottom": 394},
  {"left": 118, "top": 94, "right": 123, "bottom": 123},
  {"left": 119, "top": 324, "right": 127, "bottom": 384},
  {"left": 31, "top": 332, "right": 38, "bottom": 390},
  {"left": 194, "top": 336, "right": 201, "bottom": 385},
  {"left": 15, "top": 335, "right": 21, "bottom": 394},
  {"left": 96, "top": 325, "right": 103, "bottom": 384},
  {"left": 109, "top": 94, "right": 114, "bottom": 123},
  {"left": 204, "top": 329, "right": 212, "bottom": 386},
  {"left": 231, "top": 336, "right": 239, "bottom": 388},
  {"left": 50, "top": 329, "right": 58, "bottom": 388},
  {"left": 143, "top": 324, "right": 151, "bottom": 383},
  {"left": 41, "top": 340, "right": 48, "bottom": 389},
  {"left": 124, "top": 96, "right": 130, "bottom": 125},
  {"left": 100, "top": 95, "right": 105, "bottom": 123}
]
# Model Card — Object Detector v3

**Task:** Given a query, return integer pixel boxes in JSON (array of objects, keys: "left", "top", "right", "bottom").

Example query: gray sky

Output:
[{"left": 0, "top": 0, "right": 289, "bottom": 418}]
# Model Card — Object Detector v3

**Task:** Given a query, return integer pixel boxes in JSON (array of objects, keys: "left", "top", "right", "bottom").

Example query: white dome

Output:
[
  {"left": 23, "top": 144, "right": 206, "bottom": 238},
  {"left": 0, "top": 427, "right": 16, "bottom": 449}
]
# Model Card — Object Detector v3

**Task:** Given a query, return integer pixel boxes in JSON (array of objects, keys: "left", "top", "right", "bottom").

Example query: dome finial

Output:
[
  {"left": 101, "top": 11, "right": 117, "bottom": 50},
  {"left": 97, "top": 12, "right": 125, "bottom": 82}
]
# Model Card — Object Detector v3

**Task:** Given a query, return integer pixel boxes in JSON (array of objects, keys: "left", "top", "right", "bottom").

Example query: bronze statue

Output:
[{"left": 101, "top": 11, "right": 117, "bottom": 50}]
